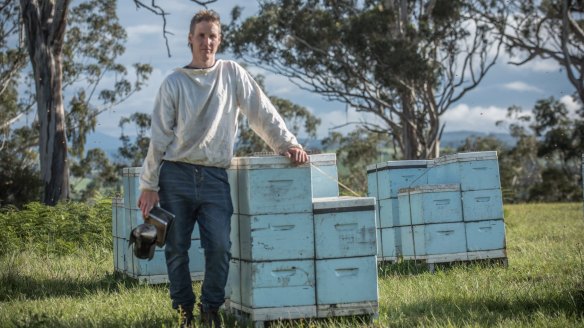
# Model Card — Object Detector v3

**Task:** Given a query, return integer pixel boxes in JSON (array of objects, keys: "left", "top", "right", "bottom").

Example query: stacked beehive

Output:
[
  {"left": 365, "top": 160, "right": 431, "bottom": 262},
  {"left": 226, "top": 153, "right": 378, "bottom": 326},
  {"left": 367, "top": 151, "right": 507, "bottom": 269},
  {"left": 111, "top": 167, "right": 206, "bottom": 284}
]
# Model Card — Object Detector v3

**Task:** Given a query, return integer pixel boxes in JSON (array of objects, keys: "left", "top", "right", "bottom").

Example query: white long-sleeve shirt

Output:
[{"left": 139, "top": 59, "right": 302, "bottom": 191}]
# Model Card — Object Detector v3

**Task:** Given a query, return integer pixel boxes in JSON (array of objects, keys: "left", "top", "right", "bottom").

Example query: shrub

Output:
[{"left": 0, "top": 199, "right": 112, "bottom": 256}]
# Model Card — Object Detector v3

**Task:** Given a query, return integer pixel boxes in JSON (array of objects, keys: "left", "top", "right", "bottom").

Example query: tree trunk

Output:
[{"left": 20, "top": 0, "right": 71, "bottom": 205}]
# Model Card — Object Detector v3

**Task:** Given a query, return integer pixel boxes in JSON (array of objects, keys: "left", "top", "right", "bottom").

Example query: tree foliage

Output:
[
  {"left": 479, "top": 0, "right": 584, "bottom": 103},
  {"left": 235, "top": 74, "right": 321, "bottom": 156},
  {"left": 224, "top": 0, "right": 502, "bottom": 159}
]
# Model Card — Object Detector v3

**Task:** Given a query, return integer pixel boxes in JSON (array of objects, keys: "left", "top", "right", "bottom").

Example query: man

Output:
[{"left": 137, "top": 9, "right": 308, "bottom": 328}]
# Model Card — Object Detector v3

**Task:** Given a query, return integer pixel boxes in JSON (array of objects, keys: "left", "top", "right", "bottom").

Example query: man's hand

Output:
[
  {"left": 138, "top": 190, "right": 160, "bottom": 218},
  {"left": 284, "top": 147, "right": 309, "bottom": 165}
]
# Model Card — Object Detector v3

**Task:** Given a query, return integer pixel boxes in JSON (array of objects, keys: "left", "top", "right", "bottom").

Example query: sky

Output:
[{"left": 86, "top": 1, "right": 578, "bottom": 140}]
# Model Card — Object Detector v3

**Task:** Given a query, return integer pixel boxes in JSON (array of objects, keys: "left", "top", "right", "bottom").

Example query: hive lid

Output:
[
  {"left": 308, "top": 153, "right": 337, "bottom": 165},
  {"left": 312, "top": 196, "right": 376, "bottom": 212},
  {"left": 398, "top": 183, "right": 460, "bottom": 195},
  {"left": 237, "top": 155, "right": 310, "bottom": 169},
  {"left": 122, "top": 166, "right": 142, "bottom": 175},
  {"left": 373, "top": 160, "right": 431, "bottom": 172},
  {"left": 434, "top": 151, "right": 498, "bottom": 165}
]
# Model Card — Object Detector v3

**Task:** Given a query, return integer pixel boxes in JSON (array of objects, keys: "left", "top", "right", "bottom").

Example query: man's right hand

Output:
[{"left": 138, "top": 190, "right": 159, "bottom": 218}]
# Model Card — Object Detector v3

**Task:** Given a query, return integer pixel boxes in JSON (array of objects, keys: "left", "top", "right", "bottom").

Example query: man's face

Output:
[{"left": 188, "top": 20, "right": 221, "bottom": 65}]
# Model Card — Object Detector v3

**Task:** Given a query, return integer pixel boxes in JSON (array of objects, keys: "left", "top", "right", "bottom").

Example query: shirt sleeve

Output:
[
  {"left": 234, "top": 63, "right": 302, "bottom": 154},
  {"left": 139, "top": 77, "right": 177, "bottom": 192}
]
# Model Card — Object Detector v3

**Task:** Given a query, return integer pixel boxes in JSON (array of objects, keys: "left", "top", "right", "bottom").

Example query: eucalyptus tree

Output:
[
  {"left": 478, "top": 0, "right": 584, "bottom": 104},
  {"left": 19, "top": 0, "right": 151, "bottom": 205},
  {"left": 223, "top": 0, "right": 503, "bottom": 159}
]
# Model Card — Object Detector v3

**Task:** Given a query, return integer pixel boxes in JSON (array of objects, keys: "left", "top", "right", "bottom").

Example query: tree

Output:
[
  {"left": 223, "top": 0, "right": 502, "bottom": 160},
  {"left": 494, "top": 97, "right": 584, "bottom": 202},
  {"left": 20, "top": 0, "right": 72, "bottom": 205},
  {"left": 480, "top": 0, "right": 584, "bottom": 103},
  {"left": 18, "top": 0, "right": 151, "bottom": 205},
  {"left": 323, "top": 127, "right": 393, "bottom": 196}
]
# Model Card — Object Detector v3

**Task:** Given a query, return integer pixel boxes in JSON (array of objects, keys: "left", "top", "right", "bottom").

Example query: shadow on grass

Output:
[
  {"left": 394, "top": 288, "right": 584, "bottom": 326},
  {"left": 0, "top": 270, "right": 155, "bottom": 302},
  {"left": 377, "top": 258, "right": 509, "bottom": 277}
]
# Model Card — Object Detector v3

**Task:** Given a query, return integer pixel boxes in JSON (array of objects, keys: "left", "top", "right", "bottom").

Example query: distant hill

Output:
[
  {"left": 440, "top": 130, "right": 515, "bottom": 149},
  {"left": 85, "top": 131, "right": 121, "bottom": 158},
  {"left": 83, "top": 130, "right": 515, "bottom": 160}
]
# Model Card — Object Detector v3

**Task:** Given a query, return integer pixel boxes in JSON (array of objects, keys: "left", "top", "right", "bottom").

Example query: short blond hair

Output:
[{"left": 190, "top": 10, "right": 221, "bottom": 34}]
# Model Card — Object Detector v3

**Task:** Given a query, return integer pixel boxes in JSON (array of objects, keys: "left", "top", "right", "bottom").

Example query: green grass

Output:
[{"left": 0, "top": 203, "right": 583, "bottom": 327}]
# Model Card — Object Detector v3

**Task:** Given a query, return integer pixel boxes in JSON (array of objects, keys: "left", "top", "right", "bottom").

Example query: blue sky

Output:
[{"left": 90, "top": 0, "right": 578, "bottom": 140}]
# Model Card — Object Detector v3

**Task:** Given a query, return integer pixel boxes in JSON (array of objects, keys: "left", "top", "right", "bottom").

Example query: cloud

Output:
[
  {"left": 442, "top": 104, "right": 508, "bottom": 133},
  {"left": 502, "top": 81, "right": 543, "bottom": 93},
  {"left": 560, "top": 95, "right": 581, "bottom": 118}
]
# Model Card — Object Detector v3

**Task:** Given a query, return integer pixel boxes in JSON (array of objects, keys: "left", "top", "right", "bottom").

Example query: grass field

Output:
[{"left": 0, "top": 203, "right": 583, "bottom": 327}]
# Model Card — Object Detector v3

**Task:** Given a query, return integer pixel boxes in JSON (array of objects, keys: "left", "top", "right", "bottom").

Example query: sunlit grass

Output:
[{"left": 0, "top": 203, "right": 582, "bottom": 327}]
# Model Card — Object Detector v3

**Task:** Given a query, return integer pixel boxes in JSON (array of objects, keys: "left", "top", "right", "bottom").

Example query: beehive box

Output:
[
  {"left": 412, "top": 222, "right": 467, "bottom": 256},
  {"left": 238, "top": 212, "right": 314, "bottom": 261},
  {"left": 125, "top": 239, "right": 205, "bottom": 284},
  {"left": 240, "top": 259, "right": 316, "bottom": 309},
  {"left": 117, "top": 167, "right": 205, "bottom": 284},
  {"left": 465, "top": 219, "right": 506, "bottom": 252},
  {"left": 398, "top": 184, "right": 463, "bottom": 225},
  {"left": 462, "top": 189, "right": 504, "bottom": 221},
  {"left": 310, "top": 153, "right": 340, "bottom": 198},
  {"left": 380, "top": 226, "right": 415, "bottom": 259},
  {"left": 428, "top": 151, "right": 501, "bottom": 191},
  {"left": 369, "top": 160, "right": 431, "bottom": 200},
  {"left": 237, "top": 156, "right": 312, "bottom": 215},
  {"left": 315, "top": 256, "right": 378, "bottom": 316},
  {"left": 312, "top": 196, "right": 376, "bottom": 259}
]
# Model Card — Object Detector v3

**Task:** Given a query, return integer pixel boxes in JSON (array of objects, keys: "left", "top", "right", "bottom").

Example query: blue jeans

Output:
[{"left": 158, "top": 161, "right": 233, "bottom": 310}]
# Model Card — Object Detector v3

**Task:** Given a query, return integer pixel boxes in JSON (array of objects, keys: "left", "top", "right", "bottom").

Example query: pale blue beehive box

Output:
[
  {"left": 312, "top": 196, "right": 376, "bottom": 259},
  {"left": 310, "top": 153, "right": 340, "bottom": 198},
  {"left": 122, "top": 167, "right": 141, "bottom": 210},
  {"left": 465, "top": 220, "right": 506, "bottom": 252},
  {"left": 237, "top": 156, "right": 312, "bottom": 215},
  {"left": 380, "top": 226, "right": 415, "bottom": 258},
  {"left": 112, "top": 197, "right": 125, "bottom": 272},
  {"left": 378, "top": 197, "right": 403, "bottom": 228},
  {"left": 412, "top": 222, "right": 467, "bottom": 256},
  {"left": 240, "top": 259, "right": 316, "bottom": 308},
  {"left": 119, "top": 167, "right": 205, "bottom": 283},
  {"left": 230, "top": 214, "right": 240, "bottom": 259},
  {"left": 366, "top": 163, "right": 378, "bottom": 198},
  {"left": 227, "top": 158, "right": 239, "bottom": 214},
  {"left": 428, "top": 151, "right": 501, "bottom": 191},
  {"left": 239, "top": 212, "right": 314, "bottom": 261},
  {"left": 374, "top": 160, "right": 431, "bottom": 200},
  {"left": 462, "top": 189, "right": 504, "bottom": 221},
  {"left": 398, "top": 184, "right": 463, "bottom": 225},
  {"left": 226, "top": 259, "right": 241, "bottom": 304},
  {"left": 315, "top": 256, "right": 378, "bottom": 306},
  {"left": 125, "top": 238, "right": 205, "bottom": 283}
]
